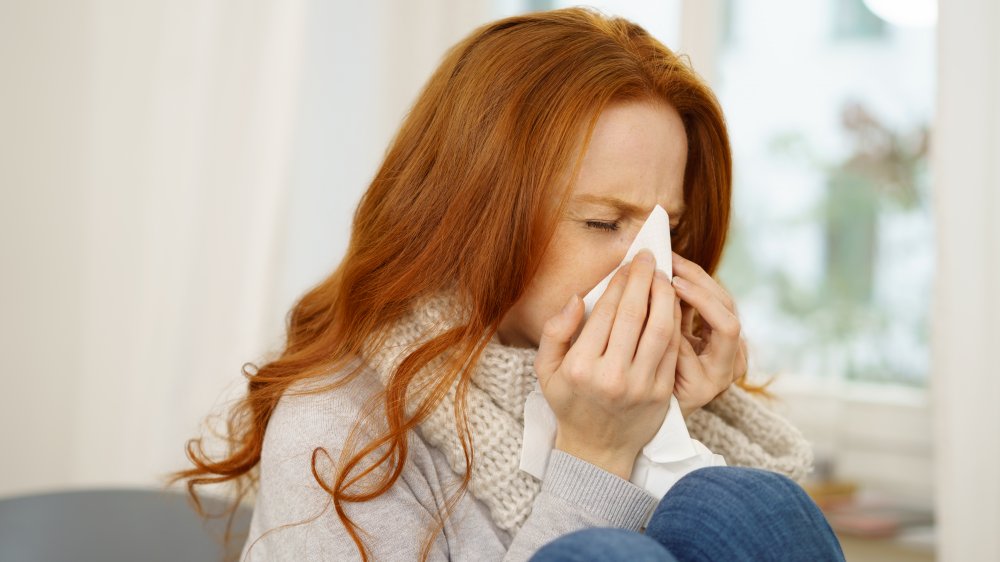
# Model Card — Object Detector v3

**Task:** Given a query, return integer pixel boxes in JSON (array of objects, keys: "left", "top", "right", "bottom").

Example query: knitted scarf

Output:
[{"left": 360, "top": 290, "right": 814, "bottom": 534}]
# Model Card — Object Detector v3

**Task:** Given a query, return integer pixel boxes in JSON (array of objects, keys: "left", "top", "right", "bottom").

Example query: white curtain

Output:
[
  {"left": 0, "top": 0, "right": 503, "bottom": 498},
  {"left": 932, "top": 0, "right": 1000, "bottom": 560},
  {"left": 0, "top": 0, "right": 305, "bottom": 494}
]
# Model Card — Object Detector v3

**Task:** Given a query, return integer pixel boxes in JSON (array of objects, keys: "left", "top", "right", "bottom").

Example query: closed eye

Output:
[
  {"left": 585, "top": 220, "right": 680, "bottom": 236},
  {"left": 585, "top": 220, "right": 620, "bottom": 232}
]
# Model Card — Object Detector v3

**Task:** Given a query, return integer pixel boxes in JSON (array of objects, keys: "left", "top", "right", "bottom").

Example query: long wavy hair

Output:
[{"left": 170, "top": 7, "right": 762, "bottom": 561}]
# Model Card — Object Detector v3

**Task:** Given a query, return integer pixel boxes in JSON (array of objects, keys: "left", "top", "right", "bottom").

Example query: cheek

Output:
[
  {"left": 535, "top": 248, "right": 617, "bottom": 309},
  {"left": 564, "top": 240, "right": 630, "bottom": 291},
  {"left": 518, "top": 227, "right": 630, "bottom": 342},
  {"left": 525, "top": 261, "right": 576, "bottom": 320},
  {"left": 514, "top": 253, "right": 581, "bottom": 344}
]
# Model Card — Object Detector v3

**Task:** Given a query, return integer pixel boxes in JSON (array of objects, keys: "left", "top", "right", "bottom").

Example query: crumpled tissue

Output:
[{"left": 520, "top": 204, "right": 726, "bottom": 499}]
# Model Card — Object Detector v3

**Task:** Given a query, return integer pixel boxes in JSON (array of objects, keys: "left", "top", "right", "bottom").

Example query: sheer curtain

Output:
[
  {"left": 0, "top": 0, "right": 305, "bottom": 495},
  {"left": 0, "top": 0, "right": 504, "bottom": 499}
]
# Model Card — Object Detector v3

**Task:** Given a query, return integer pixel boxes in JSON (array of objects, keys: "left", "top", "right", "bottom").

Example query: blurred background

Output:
[{"left": 0, "top": 1, "right": 996, "bottom": 560}]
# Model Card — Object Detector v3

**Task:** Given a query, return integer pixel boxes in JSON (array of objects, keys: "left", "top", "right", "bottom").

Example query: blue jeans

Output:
[{"left": 529, "top": 466, "right": 845, "bottom": 562}]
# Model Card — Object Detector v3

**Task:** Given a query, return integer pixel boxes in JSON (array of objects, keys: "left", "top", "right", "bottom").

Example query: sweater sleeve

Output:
[
  {"left": 244, "top": 374, "right": 660, "bottom": 561},
  {"left": 502, "top": 449, "right": 659, "bottom": 561},
  {"left": 241, "top": 386, "right": 460, "bottom": 561}
]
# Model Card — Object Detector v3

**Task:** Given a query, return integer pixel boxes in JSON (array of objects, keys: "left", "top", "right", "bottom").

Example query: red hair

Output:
[{"left": 170, "top": 7, "right": 760, "bottom": 561}]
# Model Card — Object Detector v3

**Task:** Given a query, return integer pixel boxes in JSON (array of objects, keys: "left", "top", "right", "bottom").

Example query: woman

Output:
[{"left": 172, "top": 7, "right": 844, "bottom": 561}]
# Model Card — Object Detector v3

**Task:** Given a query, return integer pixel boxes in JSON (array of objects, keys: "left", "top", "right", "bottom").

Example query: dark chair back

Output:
[{"left": 0, "top": 488, "right": 252, "bottom": 562}]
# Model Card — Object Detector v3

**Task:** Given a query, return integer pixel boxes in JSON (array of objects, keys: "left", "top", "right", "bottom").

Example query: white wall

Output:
[
  {"left": 932, "top": 0, "right": 1000, "bottom": 559},
  {"left": 273, "top": 0, "right": 505, "bottom": 325}
]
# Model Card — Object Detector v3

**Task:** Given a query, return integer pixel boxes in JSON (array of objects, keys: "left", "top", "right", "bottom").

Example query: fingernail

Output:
[
  {"left": 671, "top": 276, "right": 688, "bottom": 290},
  {"left": 562, "top": 294, "right": 577, "bottom": 315},
  {"left": 636, "top": 249, "right": 654, "bottom": 264},
  {"left": 655, "top": 268, "right": 669, "bottom": 281}
]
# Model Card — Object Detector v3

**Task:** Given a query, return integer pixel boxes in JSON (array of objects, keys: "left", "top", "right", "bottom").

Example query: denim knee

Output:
[
  {"left": 530, "top": 527, "right": 678, "bottom": 562},
  {"left": 670, "top": 465, "right": 803, "bottom": 497},
  {"left": 644, "top": 466, "right": 845, "bottom": 562}
]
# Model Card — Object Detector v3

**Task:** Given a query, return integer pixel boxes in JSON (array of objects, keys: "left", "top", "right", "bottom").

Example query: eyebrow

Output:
[{"left": 572, "top": 194, "right": 685, "bottom": 221}]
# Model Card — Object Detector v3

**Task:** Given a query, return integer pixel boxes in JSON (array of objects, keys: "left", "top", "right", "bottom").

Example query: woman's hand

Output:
[
  {"left": 534, "top": 249, "right": 683, "bottom": 480},
  {"left": 669, "top": 251, "right": 749, "bottom": 419}
]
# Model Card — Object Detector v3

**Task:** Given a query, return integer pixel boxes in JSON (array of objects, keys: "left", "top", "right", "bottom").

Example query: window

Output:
[
  {"left": 715, "top": 0, "right": 934, "bottom": 387},
  {"left": 527, "top": 0, "right": 934, "bottom": 388},
  {"left": 510, "top": 0, "right": 937, "bottom": 503}
]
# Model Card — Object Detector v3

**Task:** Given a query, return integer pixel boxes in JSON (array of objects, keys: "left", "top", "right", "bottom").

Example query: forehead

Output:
[{"left": 569, "top": 99, "right": 687, "bottom": 218}]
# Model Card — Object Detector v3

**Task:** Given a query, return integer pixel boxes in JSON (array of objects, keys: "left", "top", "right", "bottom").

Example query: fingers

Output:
[
  {"left": 535, "top": 293, "right": 583, "bottom": 387},
  {"left": 671, "top": 274, "right": 741, "bottom": 362},
  {"left": 652, "top": 295, "right": 682, "bottom": 398},
  {"left": 671, "top": 252, "right": 736, "bottom": 313},
  {"left": 633, "top": 267, "right": 677, "bottom": 377},
  {"left": 680, "top": 301, "right": 699, "bottom": 346},
  {"left": 606, "top": 249, "right": 658, "bottom": 367},
  {"left": 673, "top": 334, "right": 702, "bottom": 396},
  {"left": 733, "top": 336, "right": 749, "bottom": 383},
  {"left": 573, "top": 263, "right": 631, "bottom": 358}
]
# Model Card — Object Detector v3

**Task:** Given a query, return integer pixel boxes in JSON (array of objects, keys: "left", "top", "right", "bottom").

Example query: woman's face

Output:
[{"left": 497, "top": 98, "right": 688, "bottom": 348}]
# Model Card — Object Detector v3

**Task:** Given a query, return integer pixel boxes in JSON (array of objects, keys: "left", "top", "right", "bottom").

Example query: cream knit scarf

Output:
[{"left": 360, "top": 290, "right": 814, "bottom": 535}]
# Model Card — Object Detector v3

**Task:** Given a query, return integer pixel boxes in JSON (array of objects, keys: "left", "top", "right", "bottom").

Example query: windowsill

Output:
[
  {"left": 838, "top": 529, "right": 935, "bottom": 562},
  {"left": 752, "top": 372, "right": 934, "bottom": 503},
  {"left": 763, "top": 374, "right": 929, "bottom": 408}
]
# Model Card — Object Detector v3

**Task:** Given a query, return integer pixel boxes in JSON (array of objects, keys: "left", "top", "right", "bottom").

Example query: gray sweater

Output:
[{"left": 239, "top": 361, "right": 660, "bottom": 561}]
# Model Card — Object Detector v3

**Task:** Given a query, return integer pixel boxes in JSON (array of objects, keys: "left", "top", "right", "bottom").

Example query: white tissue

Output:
[
  {"left": 519, "top": 204, "right": 726, "bottom": 499},
  {"left": 580, "top": 204, "right": 674, "bottom": 317}
]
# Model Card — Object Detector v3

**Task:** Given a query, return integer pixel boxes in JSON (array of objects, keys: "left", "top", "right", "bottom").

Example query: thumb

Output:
[{"left": 534, "top": 294, "right": 583, "bottom": 383}]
